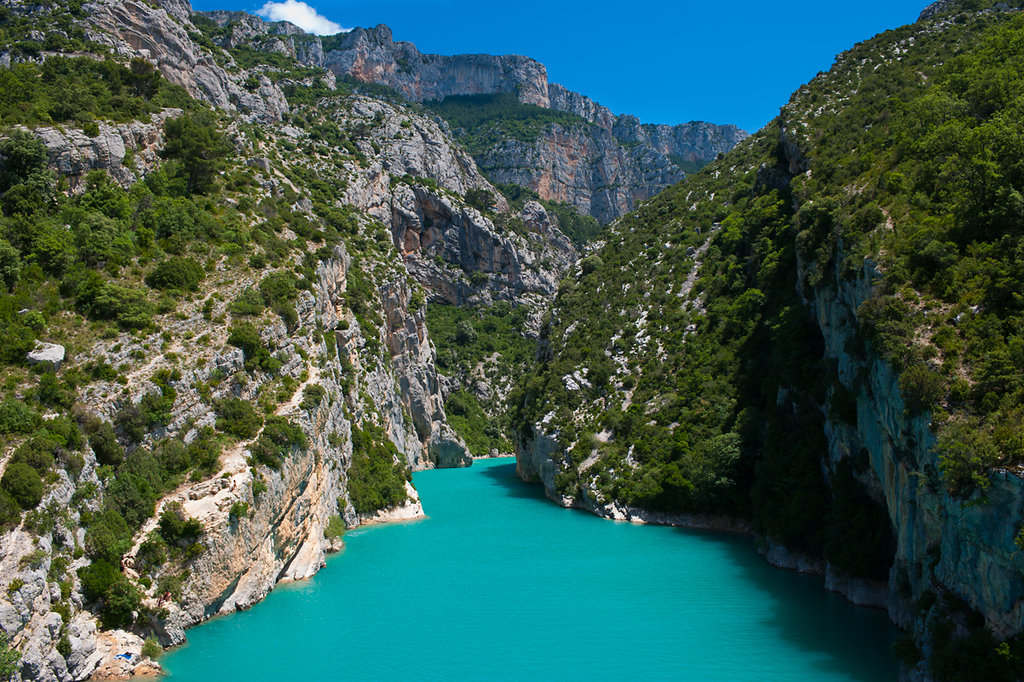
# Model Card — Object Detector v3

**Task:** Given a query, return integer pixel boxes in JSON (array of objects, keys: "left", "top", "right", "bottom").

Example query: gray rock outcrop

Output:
[
  {"left": 26, "top": 343, "right": 65, "bottom": 369},
  {"left": 322, "top": 95, "right": 576, "bottom": 306},
  {"left": 194, "top": 12, "right": 747, "bottom": 223},
  {"left": 320, "top": 24, "right": 551, "bottom": 107},
  {"left": 30, "top": 111, "right": 175, "bottom": 189},
  {"left": 83, "top": 0, "right": 288, "bottom": 122}
]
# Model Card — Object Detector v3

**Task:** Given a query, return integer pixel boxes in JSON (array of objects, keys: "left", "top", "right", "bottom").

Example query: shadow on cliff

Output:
[
  {"left": 670, "top": 527, "right": 899, "bottom": 680},
  {"left": 477, "top": 460, "right": 551, "bottom": 501}
]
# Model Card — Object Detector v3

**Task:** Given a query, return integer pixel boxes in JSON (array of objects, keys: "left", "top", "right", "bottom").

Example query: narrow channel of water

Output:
[{"left": 161, "top": 458, "right": 899, "bottom": 680}]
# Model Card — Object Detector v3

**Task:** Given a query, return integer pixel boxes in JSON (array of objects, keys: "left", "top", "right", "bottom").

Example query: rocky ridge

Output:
[
  {"left": 83, "top": 0, "right": 289, "bottom": 123},
  {"left": 197, "top": 14, "right": 748, "bottom": 222},
  {"left": 0, "top": 0, "right": 580, "bottom": 679}
]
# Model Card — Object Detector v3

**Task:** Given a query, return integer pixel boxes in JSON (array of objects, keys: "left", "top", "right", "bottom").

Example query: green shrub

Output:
[
  {"left": 215, "top": 397, "right": 263, "bottom": 439},
  {"left": 347, "top": 424, "right": 409, "bottom": 515},
  {"left": 0, "top": 238, "right": 21, "bottom": 291},
  {"left": 227, "top": 322, "right": 277, "bottom": 371},
  {"left": 324, "top": 515, "right": 345, "bottom": 540},
  {"left": 937, "top": 421, "right": 999, "bottom": 497},
  {"left": 0, "top": 400, "right": 40, "bottom": 434},
  {"left": 19, "top": 548, "right": 46, "bottom": 569},
  {"left": 135, "top": 534, "right": 167, "bottom": 573},
  {"left": 161, "top": 110, "right": 232, "bottom": 195},
  {"left": 0, "top": 491, "right": 21, "bottom": 528},
  {"left": 157, "top": 504, "right": 203, "bottom": 547},
  {"left": 258, "top": 270, "right": 298, "bottom": 307},
  {"left": 10, "top": 436, "right": 57, "bottom": 474},
  {"left": 464, "top": 188, "right": 495, "bottom": 212},
  {"left": 1, "top": 462, "right": 43, "bottom": 509},
  {"left": 299, "top": 384, "right": 325, "bottom": 410},
  {"left": 144, "top": 256, "right": 205, "bottom": 291},
  {"left": 580, "top": 254, "right": 604, "bottom": 276},
  {"left": 186, "top": 427, "right": 222, "bottom": 477},
  {"left": 259, "top": 270, "right": 300, "bottom": 330},
  {"left": 900, "top": 363, "right": 946, "bottom": 415},
  {"left": 250, "top": 416, "right": 305, "bottom": 469},
  {"left": 227, "top": 322, "right": 262, "bottom": 357},
  {"left": 142, "top": 637, "right": 163, "bottom": 660},
  {"left": 156, "top": 572, "right": 185, "bottom": 601},
  {"left": 100, "top": 578, "right": 140, "bottom": 629},
  {"left": 85, "top": 418, "right": 123, "bottom": 466},
  {"left": 78, "top": 559, "right": 120, "bottom": 602},
  {"left": 35, "top": 372, "right": 73, "bottom": 409},
  {"left": 228, "top": 287, "right": 265, "bottom": 316},
  {"left": 84, "top": 508, "right": 131, "bottom": 564},
  {"left": 228, "top": 501, "right": 248, "bottom": 521},
  {"left": 0, "top": 631, "right": 18, "bottom": 679}
]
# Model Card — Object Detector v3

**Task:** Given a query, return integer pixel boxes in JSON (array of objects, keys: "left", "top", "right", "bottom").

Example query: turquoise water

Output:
[{"left": 161, "top": 458, "right": 899, "bottom": 681}]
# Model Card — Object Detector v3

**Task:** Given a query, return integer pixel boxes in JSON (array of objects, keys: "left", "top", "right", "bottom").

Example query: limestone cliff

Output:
[
  {"left": 0, "top": 0, "right": 579, "bottom": 678},
  {"left": 196, "top": 12, "right": 748, "bottom": 222},
  {"left": 321, "top": 25, "right": 552, "bottom": 108},
  {"left": 82, "top": 0, "right": 289, "bottom": 122},
  {"left": 807, "top": 251, "right": 1024, "bottom": 639}
]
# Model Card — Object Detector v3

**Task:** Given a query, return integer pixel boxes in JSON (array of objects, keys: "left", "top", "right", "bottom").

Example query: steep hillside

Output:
[
  {"left": 0, "top": 0, "right": 577, "bottom": 679},
  {"left": 514, "top": 2, "right": 1024, "bottom": 679},
  {"left": 192, "top": 15, "right": 748, "bottom": 223}
]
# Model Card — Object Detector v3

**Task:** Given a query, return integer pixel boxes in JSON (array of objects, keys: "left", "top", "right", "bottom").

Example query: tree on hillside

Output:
[{"left": 161, "top": 111, "right": 232, "bottom": 195}]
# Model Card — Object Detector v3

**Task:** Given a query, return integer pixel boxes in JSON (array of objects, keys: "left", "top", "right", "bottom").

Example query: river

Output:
[{"left": 161, "top": 457, "right": 899, "bottom": 680}]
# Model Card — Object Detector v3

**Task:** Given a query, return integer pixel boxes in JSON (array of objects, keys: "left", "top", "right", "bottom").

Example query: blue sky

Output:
[{"left": 192, "top": 0, "right": 932, "bottom": 133}]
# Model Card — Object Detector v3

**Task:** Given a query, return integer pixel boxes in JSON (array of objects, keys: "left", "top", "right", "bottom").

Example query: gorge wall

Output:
[
  {"left": 197, "top": 14, "right": 748, "bottom": 223},
  {"left": 513, "top": 4, "right": 1024, "bottom": 679},
  {"left": 0, "top": 0, "right": 578, "bottom": 678}
]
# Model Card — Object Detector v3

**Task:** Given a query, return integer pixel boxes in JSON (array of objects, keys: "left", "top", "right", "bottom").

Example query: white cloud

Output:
[{"left": 255, "top": 0, "right": 347, "bottom": 35}]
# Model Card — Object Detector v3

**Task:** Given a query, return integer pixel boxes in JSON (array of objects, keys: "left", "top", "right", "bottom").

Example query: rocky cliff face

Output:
[
  {"left": 82, "top": 0, "right": 289, "bottom": 122},
  {"left": 143, "top": 245, "right": 455, "bottom": 651},
  {"left": 476, "top": 87, "right": 745, "bottom": 223},
  {"left": 321, "top": 25, "right": 552, "bottom": 108},
  {"left": 196, "top": 12, "right": 747, "bottom": 222},
  {"left": 32, "top": 111, "right": 175, "bottom": 191},
  {"left": 476, "top": 122, "right": 678, "bottom": 224},
  {"left": 299, "top": 94, "right": 576, "bottom": 306},
  {"left": 0, "top": 0, "right": 581, "bottom": 678},
  {"left": 808, "top": 251, "right": 1024, "bottom": 640}
]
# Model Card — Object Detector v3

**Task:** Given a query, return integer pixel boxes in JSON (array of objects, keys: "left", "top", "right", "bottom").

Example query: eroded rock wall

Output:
[
  {"left": 84, "top": 0, "right": 288, "bottom": 122},
  {"left": 195, "top": 12, "right": 747, "bottom": 222},
  {"left": 808, "top": 254, "right": 1024, "bottom": 638}
]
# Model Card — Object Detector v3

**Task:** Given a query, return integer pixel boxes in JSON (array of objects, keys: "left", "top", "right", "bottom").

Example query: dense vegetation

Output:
[
  {"left": 0, "top": 36, "right": 423, "bottom": 649},
  {"left": 0, "top": 57, "right": 193, "bottom": 129},
  {"left": 0, "top": 0, "right": 105, "bottom": 58},
  {"left": 424, "top": 93, "right": 590, "bottom": 156},
  {"left": 513, "top": 3, "right": 1024, "bottom": 677},
  {"left": 494, "top": 182, "right": 603, "bottom": 245},
  {"left": 786, "top": 9, "right": 1024, "bottom": 498},
  {"left": 426, "top": 302, "right": 534, "bottom": 456},
  {"left": 347, "top": 424, "right": 410, "bottom": 515}
]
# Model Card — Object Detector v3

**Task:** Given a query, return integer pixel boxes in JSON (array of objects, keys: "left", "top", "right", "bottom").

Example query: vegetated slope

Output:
[
  {"left": 192, "top": 15, "right": 748, "bottom": 224},
  {"left": 0, "top": 0, "right": 580, "bottom": 678},
  {"left": 514, "top": 2, "right": 1024, "bottom": 678}
]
